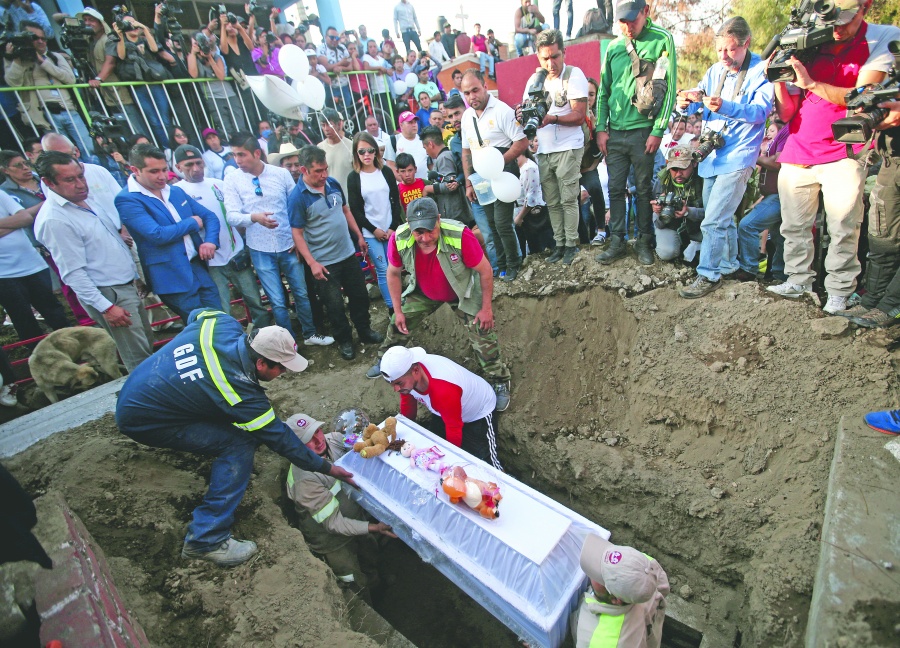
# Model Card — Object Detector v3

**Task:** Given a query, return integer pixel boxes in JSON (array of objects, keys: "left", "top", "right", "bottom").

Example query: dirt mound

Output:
[{"left": 6, "top": 251, "right": 897, "bottom": 647}]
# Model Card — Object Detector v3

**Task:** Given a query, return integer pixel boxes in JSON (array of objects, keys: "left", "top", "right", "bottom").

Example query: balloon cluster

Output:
[
  {"left": 392, "top": 71, "right": 419, "bottom": 97},
  {"left": 472, "top": 146, "right": 521, "bottom": 203},
  {"left": 246, "top": 44, "right": 326, "bottom": 118}
]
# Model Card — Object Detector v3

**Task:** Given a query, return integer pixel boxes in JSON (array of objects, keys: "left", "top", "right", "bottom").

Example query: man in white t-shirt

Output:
[
  {"left": 523, "top": 29, "right": 587, "bottom": 265},
  {"left": 460, "top": 70, "right": 528, "bottom": 281},
  {"left": 365, "top": 115, "right": 390, "bottom": 153},
  {"left": 173, "top": 145, "right": 269, "bottom": 329},
  {"left": 384, "top": 111, "right": 428, "bottom": 180},
  {"left": 362, "top": 39, "right": 392, "bottom": 95},
  {"left": 317, "top": 108, "right": 355, "bottom": 194},
  {"left": 202, "top": 128, "right": 235, "bottom": 180}
]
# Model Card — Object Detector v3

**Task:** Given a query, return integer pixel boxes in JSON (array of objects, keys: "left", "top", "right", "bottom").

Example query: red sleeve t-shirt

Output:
[
  {"left": 387, "top": 227, "right": 485, "bottom": 303},
  {"left": 399, "top": 366, "right": 466, "bottom": 446},
  {"left": 398, "top": 179, "right": 426, "bottom": 212}
]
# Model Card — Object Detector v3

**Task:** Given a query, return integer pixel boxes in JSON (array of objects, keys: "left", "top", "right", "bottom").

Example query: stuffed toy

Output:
[
  {"left": 401, "top": 443, "right": 446, "bottom": 473},
  {"left": 440, "top": 465, "right": 502, "bottom": 519},
  {"left": 352, "top": 417, "right": 398, "bottom": 459}
]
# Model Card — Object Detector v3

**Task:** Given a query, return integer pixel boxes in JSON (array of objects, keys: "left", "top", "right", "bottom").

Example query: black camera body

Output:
[
  {"left": 693, "top": 130, "right": 726, "bottom": 163},
  {"left": 762, "top": 0, "right": 838, "bottom": 83},
  {"left": 88, "top": 111, "right": 129, "bottom": 153},
  {"left": 831, "top": 40, "right": 900, "bottom": 143},
  {"left": 0, "top": 30, "right": 37, "bottom": 62},
  {"left": 427, "top": 170, "right": 457, "bottom": 184},
  {"left": 522, "top": 69, "right": 550, "bottom": 139},
  {"left": 656, "top": 191, "right": 685, "bottom": 229},
  {"left": 248, "top": 0, "right": 274, "bottom": 24},
  {"left": 110, "top": 5, "right": 136, "bottom": 36},
  {"left": 60, "top": 17, "right": 97, "bottom": 78},
  {"left": 195, "top": 32, "right": 213, "bottom": 56}
]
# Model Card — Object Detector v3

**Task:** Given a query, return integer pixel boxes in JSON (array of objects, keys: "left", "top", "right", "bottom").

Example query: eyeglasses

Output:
[
  {"left": 6, "top": 162, "right": 31, "bottom": 170},
  {"left": 32, "top": 36, "right": 46, "bottom": 42},
  {"left": 357, "top": 147, "right": 376, "bottom": 156},
  {"left": 328, "top": 35, "right": 340, "bottom": 40},
  {"left": 252, "top": 176, "right": 263, "bottom": 197}
]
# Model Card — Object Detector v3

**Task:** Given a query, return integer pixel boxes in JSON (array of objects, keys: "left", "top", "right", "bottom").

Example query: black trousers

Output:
[
  {"left": 0, "top": 268, "right": 70, "bottom": 344},
  {"left": 313, "top": 254, "right": 371, "bottom": 344},
  {"left": 426, "top": 412, "right": 503, "bottom": 470}
]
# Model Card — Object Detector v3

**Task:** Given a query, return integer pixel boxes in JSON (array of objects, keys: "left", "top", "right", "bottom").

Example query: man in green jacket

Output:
[{"left": 595, "top": 0, "right": 676, "bottom": 266}]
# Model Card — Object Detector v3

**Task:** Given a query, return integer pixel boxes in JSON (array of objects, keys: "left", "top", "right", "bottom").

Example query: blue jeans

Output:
[
  {"left": 553, "top": 0, "right": 574, "bottom": 36},
  {"left": 249, "top": 248, "right": 315, "bottom": 339},
  {"left": 698, "top": 167, "right": 753, "bottom": 281},
  {"left": 158, "top": 261, "right": 223, "bottom": 323},
  {"left": 514, "top": 33, "right": 533, "bottom": 57},
  {"left": 48, "top": 109, "right": 92, "bottom": 158},
  {"left": 365, "top": 237, "right": 392, "bottom": 308},
  {"left": 471, "top": 200, "right": 498, "bottom": 270},
  {"left": 127, "top": 419, "right": 260, "bottom": 550},
  {"left": 479, "top": 52, "right": 495, "bottom": 76},
  {"left": 738, "top": 193, "right": 784, "bottom": 276},
  {"left": 132, "top": 84, "right": 171, "bottom": 147}
]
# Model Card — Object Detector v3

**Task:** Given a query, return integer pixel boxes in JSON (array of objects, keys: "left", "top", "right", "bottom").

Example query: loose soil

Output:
[{"left": 5, "top": 249, "right": 898, "bottom": 647}]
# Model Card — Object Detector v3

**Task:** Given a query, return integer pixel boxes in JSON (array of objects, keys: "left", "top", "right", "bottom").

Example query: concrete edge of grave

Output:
[
  {"left": 805, "top": 415, "right": 900, "bottom": 648},
  {"left": 664, "top": 595, "right": 739, "bottom": 648},
  {"left": 0, "top": 377, "right": 126, "bottom": 459},
  {"left": 340, "top": 589, "right": 419, "bottom": 648}
]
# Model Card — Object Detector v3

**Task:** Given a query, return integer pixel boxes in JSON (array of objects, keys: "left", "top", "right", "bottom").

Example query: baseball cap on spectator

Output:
[
  {"left": 305, "top": 46, "right": 317, "bottom": 56},
  {"left": 318, "top": 108, "right": 343, "bottom": 125},
  {"left": 286, "top": 413, "right": 325, "bottom": 443},
  {"left": 665, "top": 145, "right": 694, "bottom": 170},
  {"left": 406, "top": 197, "right": 439, "bottom": 231},
  {"left": 174, "top": 144, "right": 203, "bottom": 164},
  {"left": 398, "top": 111, "right": 417, "bottom": 125},
  {"left": 380, "top": 346, "right": 427, "bottom": 381},
  {"left": 249, "top": 326, "right": 309, "bottom": 372},
  {"left": 77, "top": 7, "right": 110, "bottom": 32},
  {"left": 615, "top": 0, "right": 647, "bottom": 22},
  {"left": 580, "top": 534, "right": 663, "bottom": 604},
  {"left": 202, "top": 128, "right": 221, "bottom": 140},
  {"left": 414, "top": 61, "right": 430, "bottom": 74},
  {"left": 834, "top": 0, "right": 865, "bottom": 24}
]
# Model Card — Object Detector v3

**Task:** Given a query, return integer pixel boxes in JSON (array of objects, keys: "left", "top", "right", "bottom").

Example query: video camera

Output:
[
  {"left": 195, "top": 32, "right": 213, "bottom": 56},
  {"left": 692, "top": 130, "right": 725, "bottom": 163},
  {"left": 0, "top": 30, "right": 38, "bottom": 62},
  {"left": 761, "top": 0, "right": 839, "bottom": 83},
  {"left": 521, "top": 69, "right": 549, "bottom": 139},
  {"left": 111, "top": 5, "right": 136, "bottom": 35},
  {"left": 427, "top": 170, "right": 457, "bottom": 184},
  {"left": 156, "top": 0, "right": 184, "bottom": 46},
  {"left": 248, "top": 0, "right": 276, "bottom": 25},
  {"left": 656, "top": 192, "right": 685, "bottom": 229},
  {"left": 831, "top": 40, "right": 900, "bottom": 143},
  {"left": 88, "top": 111, "right": 129, "bottom": 154},
  {"left": 59, "top": 17, "right": 98, "bottom": 79}
]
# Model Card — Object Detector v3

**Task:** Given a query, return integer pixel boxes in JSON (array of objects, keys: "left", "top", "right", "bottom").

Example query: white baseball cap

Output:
[
  {"left": 249, "top": 326, "right": 309, "bottom": 372},
  {"left": 380, "top": 346, "right": 426, "bottom": 381},
  {"left": 286, "top": 413, "right": 325, "bottom": 443}
]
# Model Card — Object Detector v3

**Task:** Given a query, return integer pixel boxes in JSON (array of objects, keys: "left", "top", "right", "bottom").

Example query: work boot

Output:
[
  {"left": 357, "top": 329, "right": 384, "bottom": 344},
  {"left": 366, "top": 360, "right": 382, "bottom": 379},
  {"left": 596, "top": 235, "right": 626, "bottom": 265},
  {"left": 182, "top": 538, "right": 258, "bottom": 567},
  {"left": 634, "top": 237, "right": 654, "bottom": 266},
  {"left": 723, "top": 269, "right": 758, "bottom": 282},
  {"left": 339, "top": 341, "right": 355, "bottom": 360},
  {"left": 851, "top": 308, "right": 899, "bottom": 329},
  {"left": 679, "top": 275, "right": 722, "bottom": 299},
  {"left": 546, "top": 246, "right": 564, "bottom": 263},
  {"left": 562, "top": 246, "right": 578, "bottom": 265},
  {"left": 494, "top": 381, "right": 511, "bottom": 412}
]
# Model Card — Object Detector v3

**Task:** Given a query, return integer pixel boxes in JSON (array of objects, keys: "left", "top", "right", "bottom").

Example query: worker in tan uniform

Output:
[
  {"left": 285, "top": 413, "right": 396, "bottom": 601},
  {"left": 571, "top": 534, "right": 670, "bottom": 647}
]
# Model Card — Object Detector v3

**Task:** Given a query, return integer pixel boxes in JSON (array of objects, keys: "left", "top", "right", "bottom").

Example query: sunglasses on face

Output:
[
  {"left": 252, "top": 176, "right": 263, "bottom": 196},
  {"left": 357, "top": 147, "right": 376, "bottom": 155},
  {"left": 328, "top": 35, "right": 340, "bottom": 40}
]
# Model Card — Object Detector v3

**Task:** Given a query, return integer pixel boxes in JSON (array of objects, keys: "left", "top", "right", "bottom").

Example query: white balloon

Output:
[
  {"left": 404, "top": 72, "right": 418, "bottom": 87},
  {"left": 472, "top": 147, "right": 505, "bottom": 180},
  {"left": 302, "top": 75, "right": 326, "bottom": 111},
  {"left": 291, "top": 77, "right": 309, "bottom": 104},
  {"left": 246, "top": 74, "right": 303, "bottom": 119},
  {"left": 278, "top": 44, "right": 310, "bottom": 80},
  {"left": 392, "top": 79, "right": 408, "bottom": 95},
  {"left": 491, "top": 172, "right": 522, "bottom": 203}
]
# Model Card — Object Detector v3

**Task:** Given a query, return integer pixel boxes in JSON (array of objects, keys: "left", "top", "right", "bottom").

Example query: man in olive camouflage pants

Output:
[{"left": 365, "top": 198, "right": 511, "bottom": 412}]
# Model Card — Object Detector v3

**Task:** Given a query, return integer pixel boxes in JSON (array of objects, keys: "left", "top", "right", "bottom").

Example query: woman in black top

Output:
[{"left": 347, "top": 132, "right": 402, "bottom": 313}]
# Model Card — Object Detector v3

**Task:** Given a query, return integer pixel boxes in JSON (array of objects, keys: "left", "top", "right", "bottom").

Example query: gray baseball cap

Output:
[{"left": 406, "top": 197, "right": 439, "bottom": 231}]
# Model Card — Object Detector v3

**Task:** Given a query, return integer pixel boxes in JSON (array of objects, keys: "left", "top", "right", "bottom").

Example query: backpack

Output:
[
  {"left": 625, "top": 39, "right": 667, "bottom": 120},
  {"left": 576, "top": 8, "right": 609, "bottom": 37}
]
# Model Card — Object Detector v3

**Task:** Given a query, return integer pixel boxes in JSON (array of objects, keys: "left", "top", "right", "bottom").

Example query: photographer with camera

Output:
[
  {"left": 4, "top": 20, "right": 92, "bottom": 157},
  {"left": 422, "top": 125, "right": 472, "bottom": 225},
  {"left": 520, "top": 28, "right": 587, "bottom": 266},
  {"left": 108, "top": 8, "right": 173, "bottom": 147},
  {"left": 651, "top": 145, "right": 704, "bottom": 262},
  {"left": 594, "top": 0, "right": 676, "bottom": 267},
  {"left": 188, "top": 31, "right": 245, "bottom": 141},
  {"left": 674, "top": 17, "right": 773, "bottom": 299},
  {"left": 766, "top": 0, "right": 900, "bottom": 314}
]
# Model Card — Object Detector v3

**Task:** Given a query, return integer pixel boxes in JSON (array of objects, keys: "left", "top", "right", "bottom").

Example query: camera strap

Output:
[{"left": 711, "top": 52, "right": 751, "bottom": 102}]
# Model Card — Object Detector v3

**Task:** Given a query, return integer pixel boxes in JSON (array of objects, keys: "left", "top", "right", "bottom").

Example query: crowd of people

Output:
[{"left": 0, "top": 0, "right": 899, "bottom": 644}]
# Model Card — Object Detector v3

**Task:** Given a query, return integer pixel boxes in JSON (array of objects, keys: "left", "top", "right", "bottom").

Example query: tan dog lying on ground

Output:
[{"left": 28, "top": 327, "right": 122, "bottom": 403}]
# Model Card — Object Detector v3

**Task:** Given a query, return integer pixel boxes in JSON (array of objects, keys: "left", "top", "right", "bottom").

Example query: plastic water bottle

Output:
[{"left": 653, "top": 52, "right": 669, "bottom": 81}]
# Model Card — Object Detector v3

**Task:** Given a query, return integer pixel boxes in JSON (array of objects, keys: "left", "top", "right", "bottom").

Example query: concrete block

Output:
[
  {"left": 0, "top": 581, "right": 26, "bottom": 643},
  {"left": 805, "top": 417, "right": 900, "bottom": 648}
]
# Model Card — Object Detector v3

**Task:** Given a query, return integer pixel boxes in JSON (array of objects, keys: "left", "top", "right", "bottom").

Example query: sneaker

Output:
[
  {"left": 503, "top": 268, "right": 519, "bottom": 282},
  {"left": 596, "top": 235, "right": 626, "bottom": 265},
  {"left": 339, "top": 341, "right": 355, "bottom": 360},
  {"left": 679, "top": 275, "right": 722, "bottom": 299},
  {"left": 850, "top": 308, "right": 899, "bottom": 329},
  {"left": 0, "top": 383, "right": 17, "bottom": 407},
  {"left": 863, "top": 409, "right": 900, "bottom": 435},
  {"left": 823, "top": 295, "right": 848, "bottom": 315},
  {"left": 366, "top": 361, "right": 382, "bottom": 379},
  {"left": 591, "top": 231, "right": 607, "bottom": 246},
  {"left": 634, "top": 238, "right": 654, "bottom": 266},
  {"left": 494, "top": 381, "right": 511, "bottom": 412},
  {"left": 304, "top": 333, "right": 335, "bottom": 346},
  {"left": 499, "top": 271, "right": 507, "bottom": 280},
  {"left": 835, "top": 304, "right": 870, "bottom": 319},
  {"left": 182, "top": 538, "right": 258, "bottom": 566},
  {"left": 562, "top": 246, "right": 578, "bottom": 265},
  {"left": 765, "top": 281, "right": 811, "bottom": 299},
  {"left": 357, "top": 329, "right": 384, "bottom": 344},
  {"left": 546, "top": 247, "right": 564, "bottom": 263}
]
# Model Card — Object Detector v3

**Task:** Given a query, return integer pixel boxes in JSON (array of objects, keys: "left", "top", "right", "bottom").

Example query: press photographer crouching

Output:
[
  {"left": 3, "top": 20, "right": 92, "bottom": 156},
  {"left": 652, "top": 145, "right": 704, "bottom": 262}
]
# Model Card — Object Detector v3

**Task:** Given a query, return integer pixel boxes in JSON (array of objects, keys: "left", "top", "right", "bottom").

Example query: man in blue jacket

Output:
[
  {"left": 116, "top": 309, "right": 358, "bottom": 566},
  {"left": 115, "top": 143, "right": 223, "bottom": 321}
]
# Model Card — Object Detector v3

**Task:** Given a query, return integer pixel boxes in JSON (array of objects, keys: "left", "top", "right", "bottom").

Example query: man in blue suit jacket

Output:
[{"left": 115, "top": 144, "right": 223, "bottom": 321}]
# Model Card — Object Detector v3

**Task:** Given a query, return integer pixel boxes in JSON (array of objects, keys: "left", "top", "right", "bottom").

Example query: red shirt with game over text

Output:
[{"left": 398, "top": 179, "right": 426, "bottom": 213}]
